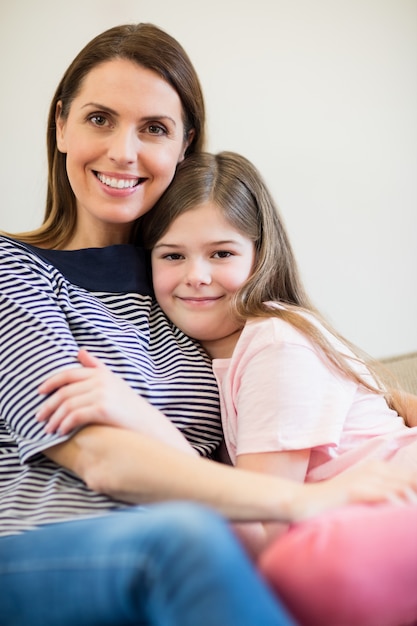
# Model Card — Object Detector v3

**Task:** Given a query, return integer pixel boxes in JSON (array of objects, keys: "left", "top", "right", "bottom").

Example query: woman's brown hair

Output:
[{"left": 7, "top": 23, "right": 205, "bottom": 249}]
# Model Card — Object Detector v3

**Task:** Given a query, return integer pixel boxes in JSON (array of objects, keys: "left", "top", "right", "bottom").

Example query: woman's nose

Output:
[{"left": 107, "top": 127, "right": 138, "bottom": 165}]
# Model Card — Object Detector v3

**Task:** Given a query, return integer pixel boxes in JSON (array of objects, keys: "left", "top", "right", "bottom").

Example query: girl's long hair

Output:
[
  {"left": 4, "top": 23, "right": 205, "bottom": 249},
  {"left": 142, "top": 151, "right": 391, "bottom": 394}
]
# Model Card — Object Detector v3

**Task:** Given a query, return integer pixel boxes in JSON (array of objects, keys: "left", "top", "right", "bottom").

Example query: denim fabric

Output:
[{"left": 0, "top": 502, "right": 294, "bottom": 626}]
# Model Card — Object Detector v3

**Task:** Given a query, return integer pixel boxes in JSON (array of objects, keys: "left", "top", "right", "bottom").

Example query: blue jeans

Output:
[{"left": 0, "top": 502, "right": 294, "bottom": 626}]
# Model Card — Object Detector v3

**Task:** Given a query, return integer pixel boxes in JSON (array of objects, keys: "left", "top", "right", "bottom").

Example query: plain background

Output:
[{"left": 1, "top": 0, "right": 416, "bottom": 359}]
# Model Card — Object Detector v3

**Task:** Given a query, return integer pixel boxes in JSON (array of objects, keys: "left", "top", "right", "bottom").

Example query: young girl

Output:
[
  {"left": 38, "top": 151, "right": 417, "bottom": 626},
  {"left": 143, "top": 151, "right": 417, "bottom": 480}
]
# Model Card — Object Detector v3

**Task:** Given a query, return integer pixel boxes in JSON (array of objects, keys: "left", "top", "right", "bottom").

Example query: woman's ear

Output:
[
  {"left": 179, "top": 129, "right": 195, "bottom": 162},
  {"left": 55, "top": 101, "right": 67, "bottom": 153}
]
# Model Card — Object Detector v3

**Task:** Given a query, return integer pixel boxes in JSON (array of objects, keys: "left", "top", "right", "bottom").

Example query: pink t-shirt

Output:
[{"left": 212, "top": 314, "right": 417, "bottom": 481}]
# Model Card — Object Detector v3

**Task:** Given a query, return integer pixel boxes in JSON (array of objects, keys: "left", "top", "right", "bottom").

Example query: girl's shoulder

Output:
[{"left": 244, "top": 308, "right": 315, "bottom": 348}]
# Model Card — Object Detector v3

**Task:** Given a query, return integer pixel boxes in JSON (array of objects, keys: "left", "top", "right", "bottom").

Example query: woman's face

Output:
[{"left": 56, "top": 58, "right": 190, "bottom": 247}]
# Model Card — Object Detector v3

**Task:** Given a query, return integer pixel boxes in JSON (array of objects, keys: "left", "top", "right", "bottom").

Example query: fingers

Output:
[
  {"left": 44, "top": 403, "right": 97, "bottom": 435},
  {"left": 346, "top": 461, "right": 417, "bottom": 506},
  {"left": 37, "top": 374, "right": 104, "bottom": 429},
  {"left": 38, "top": 367, "right": 90, "bottom": 395},
  {"left": 77, "top": 349, "right": 106, "bottom": 369},
  {"left": 39, "top": 385, "right": 109, "bottom": 435},
  {"left": 36, "top": 379, "right": 92, "bottom": 431},
  {"left": 383, "top": 475, "right": 417, "bottom": 505},
  {"left": 37, "top": 351, "right": 105, "bottom": 395},
  {"left": 36, "top": 353, "right": 115, "bottom": 435}
]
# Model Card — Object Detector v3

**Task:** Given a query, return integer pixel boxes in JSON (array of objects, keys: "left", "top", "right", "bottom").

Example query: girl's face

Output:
[
  {"left": 56, "top": 58, "right": 190, "bottom": 247},
  {"left": 151, "top": 202, "right": 255, "bottom": 359}
]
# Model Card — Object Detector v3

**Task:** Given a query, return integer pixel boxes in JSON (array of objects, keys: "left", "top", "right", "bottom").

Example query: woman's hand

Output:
[
  {"left": 37, "top": 349, "right": 196, "bottom": 454},
  {"left": 292, "top": 460, "right": 417, "bottom": 523}
]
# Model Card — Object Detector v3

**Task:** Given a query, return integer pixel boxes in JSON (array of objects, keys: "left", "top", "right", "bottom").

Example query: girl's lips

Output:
[{"left": 177, "top": 296, "right": 222, "bottom": 305}]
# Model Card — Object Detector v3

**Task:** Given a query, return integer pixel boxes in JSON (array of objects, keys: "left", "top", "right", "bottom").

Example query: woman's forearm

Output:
[
  {"left": 45, "top": 424, "right": 417, "bottom": 525},
  {"left": 45, "top": 425, "right": 298, "bottom": 521}
]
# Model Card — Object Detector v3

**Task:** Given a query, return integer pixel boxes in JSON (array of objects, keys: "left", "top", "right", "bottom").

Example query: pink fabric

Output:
[
  {"left": 212, "top": 312, "right": 417, "bottom": 624},
  {"left": 212, "top": 315, "right": 417, "bottom": 479},
  {"left": 259, "top": 504, "right": 417, "bottom": 626}
]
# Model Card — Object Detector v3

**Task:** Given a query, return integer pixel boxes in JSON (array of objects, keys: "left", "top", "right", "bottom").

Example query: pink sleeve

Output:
[
  {"left": 230, "top": 319, "right": 358, "bottom": 456},
  {"left": 259, "top": 503, "right": 417, "bottom": 626}
]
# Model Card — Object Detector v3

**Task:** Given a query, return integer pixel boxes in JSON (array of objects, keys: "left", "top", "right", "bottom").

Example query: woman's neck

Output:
[{"left": 63, "top": 231, "right": 131, "bottom": 250}]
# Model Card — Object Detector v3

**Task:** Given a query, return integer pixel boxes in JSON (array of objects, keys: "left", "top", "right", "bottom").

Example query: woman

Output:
[
  {"left": 0, "top": 23, "right": 295, "bottom": 626},
  {"left": 1, "top": 24, "right": 415, "bottom": 626}
]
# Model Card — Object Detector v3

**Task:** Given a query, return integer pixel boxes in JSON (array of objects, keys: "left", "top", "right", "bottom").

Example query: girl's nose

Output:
[
  {"left": 185, "top": 261, "right": 212, "bottom": 287},
  {"left": 107, "top": 127, "right": 138, "bottom": 165}
]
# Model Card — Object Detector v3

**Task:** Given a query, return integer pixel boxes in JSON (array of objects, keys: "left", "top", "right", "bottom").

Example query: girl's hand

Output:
[
  {"left": 37, "top": 349, "right": 197, "bottom": 455},
  {"left": 294, "top": 460, "right": 417, "bottom": 522},
  {"left": 37, "top": 349, "right": 146, "bottom": 434}
]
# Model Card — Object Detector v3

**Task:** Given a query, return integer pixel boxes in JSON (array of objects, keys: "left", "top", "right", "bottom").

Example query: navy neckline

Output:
[{"left": 25, "top": 243, "right": 153, "bottom": 294}]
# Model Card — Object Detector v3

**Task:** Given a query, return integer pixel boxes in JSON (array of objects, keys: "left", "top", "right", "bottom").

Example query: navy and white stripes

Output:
[{"left": 0, "top": 236, "right": 221, "bottom": 536}]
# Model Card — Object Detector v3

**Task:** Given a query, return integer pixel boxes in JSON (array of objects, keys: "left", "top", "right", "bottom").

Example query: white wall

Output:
[{"left": 1, "top": 0, "right": 416, "bottom": 358}]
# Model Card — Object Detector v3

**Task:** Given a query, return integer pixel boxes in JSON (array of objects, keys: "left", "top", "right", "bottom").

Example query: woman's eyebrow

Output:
[
  {"left": 81, "top": 102, "right": 118, "bottom": 115},
  {"left": 81, "top": 102, "right": 177, "bottom": 126}
]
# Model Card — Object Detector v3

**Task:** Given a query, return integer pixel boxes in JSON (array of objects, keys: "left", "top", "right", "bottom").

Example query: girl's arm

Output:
[{"left": 232, "top": 450, "right": 311, "bottom": 556}]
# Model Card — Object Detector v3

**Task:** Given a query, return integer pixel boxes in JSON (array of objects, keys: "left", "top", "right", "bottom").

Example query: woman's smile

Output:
[
  {"left": 94, "top": 171, "right": 145, "bottom": 190},
  {"left": 55, "top": 58, "right": 189, "bottom": 246}
]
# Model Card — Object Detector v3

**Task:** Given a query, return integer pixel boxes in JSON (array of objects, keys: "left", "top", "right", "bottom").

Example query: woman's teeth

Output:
[{"left": 96, "top": 173, "right": 139, "bottom": 189}]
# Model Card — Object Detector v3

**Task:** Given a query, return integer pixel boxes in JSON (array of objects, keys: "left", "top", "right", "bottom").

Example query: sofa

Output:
[{"left": 381, "top": 351, "right": 417, "bottom": 396}]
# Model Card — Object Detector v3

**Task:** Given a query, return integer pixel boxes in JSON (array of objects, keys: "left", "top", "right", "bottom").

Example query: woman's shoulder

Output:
[
  {"left": 0, "top": 234, "right": 48, "bottom": 265},
  {"left": 0, "top": 234, "right": 30, "bottom": 249}
]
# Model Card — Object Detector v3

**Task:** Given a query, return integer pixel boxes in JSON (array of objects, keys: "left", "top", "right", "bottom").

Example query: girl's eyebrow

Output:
[
  {"left": 81, "top": 102, "right": 176, "bottom": 125},
  {"left": 153, "top": 242, "right": 182, "bottom": 249},
  {"left": 154, "top": 239, "right": 245, "bottom": 249}
]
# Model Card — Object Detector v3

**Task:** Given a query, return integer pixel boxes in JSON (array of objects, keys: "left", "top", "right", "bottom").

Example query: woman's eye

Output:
[
  {"left": 148, "top": 124, "right": 167, "bottom": 135},
  {"left": 89, "top": 115, "right": 108, "bottom": 127}
]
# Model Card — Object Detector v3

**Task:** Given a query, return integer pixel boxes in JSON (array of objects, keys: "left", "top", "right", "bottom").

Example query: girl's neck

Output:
[{"left": 200, "top": 327, "right": 243, "bottom": 360}]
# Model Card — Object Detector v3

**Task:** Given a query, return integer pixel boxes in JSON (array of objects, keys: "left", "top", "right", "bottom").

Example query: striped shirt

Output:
[{"left": 0, "top": 236, "right": 221, "bottom": 536}]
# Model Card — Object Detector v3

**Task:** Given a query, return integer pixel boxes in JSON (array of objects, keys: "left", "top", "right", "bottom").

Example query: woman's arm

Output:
[
  {"left": 44, "top": 423, "right": 417, "bottom": 523},
  {"left": 38, "top": 348, "right": 417, "bottom": 525}
]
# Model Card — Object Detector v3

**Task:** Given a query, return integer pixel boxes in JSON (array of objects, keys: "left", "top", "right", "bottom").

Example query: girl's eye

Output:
[
  {"left": 213, "top": 251, "right": 233, "bottom": 259},
  {"left": 163, "top": 253, "right": 183, "bottom": 261},
  {"left": 88, "top": 114, "right": 108, "bottom": 127}
]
